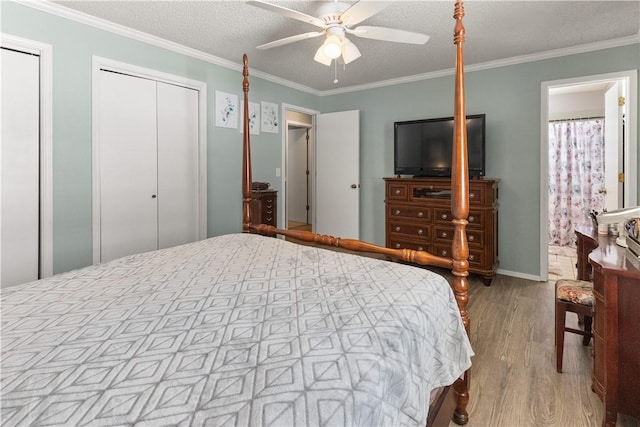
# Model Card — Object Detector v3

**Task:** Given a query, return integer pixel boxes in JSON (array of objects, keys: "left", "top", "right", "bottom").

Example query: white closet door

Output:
[
  {"left": 157, "top": 82, "right": 199, "bottom": 249},
  {"left": 1, "top": 48, "right": 40, "bottom": 287},
  {"left": 99, "top": 71, "right": 158, "bottom": 262}
]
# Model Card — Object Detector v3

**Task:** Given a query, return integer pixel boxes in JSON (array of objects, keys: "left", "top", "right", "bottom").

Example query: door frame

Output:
[
  {"left": 540, "top": 70, "right": 638, "bottom": 280},
  {"left": 1, "top": 34, "right": 53, "bottom": 278},
  {"left": 281, "top": 104, "right": 319, "bottom": 232},
  {"left": 91, "top": 56, "right": 207, "bottom": 264}
]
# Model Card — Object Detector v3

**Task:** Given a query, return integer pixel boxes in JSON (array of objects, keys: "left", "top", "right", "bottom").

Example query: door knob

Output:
[
  {"left": 351, "top": 184, "right": 357, "bottom": 189},
  {"left": 152, "top": 195, "right": 157, "bottom": 199}
]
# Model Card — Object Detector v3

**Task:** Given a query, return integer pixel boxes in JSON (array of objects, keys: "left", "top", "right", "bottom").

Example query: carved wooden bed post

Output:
[
  {"left": 451, "top": 1, "right": 471, "bottom": 424},
  {"left": 242, "top": 54, "right": 253, "bottom": 233}
]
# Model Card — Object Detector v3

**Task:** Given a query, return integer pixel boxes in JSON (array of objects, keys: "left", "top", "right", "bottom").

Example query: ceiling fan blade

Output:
[
  {"left": 340, "top": 1, "right": 392, "bottom": 27},
  {"left": 342, "top": 38, "right": 361, "bottom": 65},
  {"left": 257, "top": 31, "right": 324, "bottom": 50},
  {"left": 313, "top": 45, "right": 333, "bottom": 66},
  {"left": 350, "top": 26, "right": 430, "bottom": 44},
  {"left": 247, "top": 0, "right": 326, "bottom": 28}
]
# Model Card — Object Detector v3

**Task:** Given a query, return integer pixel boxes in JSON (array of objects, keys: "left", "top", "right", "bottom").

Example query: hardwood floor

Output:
[
  {"left": 288, "top": 220, "right": 311, "bottom": 231},
  {"left": 447, "top": 272, "right": 640, "bottom": 427}
]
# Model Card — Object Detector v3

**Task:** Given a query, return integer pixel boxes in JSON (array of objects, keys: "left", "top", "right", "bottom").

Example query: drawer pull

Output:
[
  {"left": 470, "top": 193, "right": 476, "bottom": 199},
  {"left": 417, "top": 211, "right": 424, "bottom": 218},
  {"left": 469, "top": 215, "right": 475, "bottom": 222},
  {"left": 441, "top": 232, "right": 448, "bottom": 238},
  {"left": 395, "top": 209, "right": 401, "bottom": 215},
  {"left": 441, "top": 213, "right": 448, "bottom": 220},
  {"left": 441, "top": 250, "right": 448, "bottom": 256},
  {"left": 395, "top": 226, "right": 401, "bottom": 232},
  {"left": 417, "top": 229, "right": 424, "bottom": 235},
  {"left": 469, "top": 254, "right": 475, "bottom": 261},
  {"left": 265, "top": 217, "right": 272, "bottom": 221},
  {"left": 395, "top": 243, "right": 401, "bottom": 248},
  {"left": 418, "top": 246, "right": 424, "bottom": 251},
  {"left": 394, "top": 189, "right": 401, "bottom": 195},
  {"left": 469, "top": 235, "right": 475, "bottom": 241},
  {"left": 266, "top": 210, "right": 273, "bottom": 214}
]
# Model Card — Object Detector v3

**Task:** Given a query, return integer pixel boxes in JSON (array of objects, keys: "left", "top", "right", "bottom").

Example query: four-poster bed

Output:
[
  {"left": 241, "top": 1, "right": 473, "bottom": 424},
  {"left": 0, "top": 1, "right": 474, "bottom": 426}
]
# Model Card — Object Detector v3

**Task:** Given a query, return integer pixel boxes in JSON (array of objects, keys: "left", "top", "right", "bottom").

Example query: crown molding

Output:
[
  {"left": 322, "top": 33, "right": 640, "bottom": 96},
  {"left": 16, "top": 0, "right": 323, "bottom": 96},
  {"left": 16, "top": 1, "right": 640, "bottom": 97}
]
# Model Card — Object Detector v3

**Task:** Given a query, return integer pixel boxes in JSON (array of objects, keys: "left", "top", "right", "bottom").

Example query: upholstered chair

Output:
[{"left": 555, "top": 279, "right": 594, "bottom": 373}]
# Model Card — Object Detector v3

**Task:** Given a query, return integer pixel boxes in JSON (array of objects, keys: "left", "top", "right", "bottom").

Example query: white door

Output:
[
  {"left": 157, "top": 82, "right": 199, "bottom": 249},
  {"left": 99, "top": 71, "right": 158, "bottom": 262},
  {"left": 1, "top": 48, "right": 40, "bottom": 287},
  {"left": 604, "top": 82, "right": 622, "bottom": 209},
  {"left": 315, "top": 110, "right": 360, "bottom": 239}
]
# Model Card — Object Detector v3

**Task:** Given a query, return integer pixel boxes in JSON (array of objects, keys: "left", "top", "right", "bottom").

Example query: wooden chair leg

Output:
[
  {"left": 582, "top": 315, "right": 593, "bottom": 346},
  {"left": 555, "top": 300, "right": 566, "bottom": 373}
]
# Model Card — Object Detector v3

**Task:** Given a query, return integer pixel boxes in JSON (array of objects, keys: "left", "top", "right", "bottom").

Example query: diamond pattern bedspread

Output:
[{"left": 1, "top": 233, "right": 473, "bottom": 426}]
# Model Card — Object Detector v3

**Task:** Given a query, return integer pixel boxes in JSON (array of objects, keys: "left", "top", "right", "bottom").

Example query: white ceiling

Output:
[{"left": 50, "top": 1, "right": 640, "bottom": 93}]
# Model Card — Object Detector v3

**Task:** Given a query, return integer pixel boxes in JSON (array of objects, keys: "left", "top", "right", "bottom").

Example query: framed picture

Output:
[
  {"left": 239, "top": 100, "right": 260, "bottom": 135},
  {"left": 261, "top": 101, "right": 279, "bottom": 133},
  {"left": 215, "top": 90, "right": 238, "bottom": 129}
]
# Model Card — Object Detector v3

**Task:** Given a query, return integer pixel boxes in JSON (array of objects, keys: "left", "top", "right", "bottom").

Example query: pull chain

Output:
[{"left": 333, "top": 60, "right": 338, "bottom": 84}]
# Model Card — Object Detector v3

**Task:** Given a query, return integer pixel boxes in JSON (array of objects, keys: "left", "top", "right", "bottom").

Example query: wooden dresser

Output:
[
  {"left": 575, "top": 226, "right": 640, "bottom": 427},
  {"left": 251, "top": 189, "right": 277, "bottom": 227},
  {"left": 384, "top": 177, "right": 499, "bottom": 285}
]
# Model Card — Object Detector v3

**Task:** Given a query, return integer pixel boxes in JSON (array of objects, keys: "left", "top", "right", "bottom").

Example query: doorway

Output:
[
  {"left": 287, "top": 123, "right": 313, "bottom": 232},
  {"left": 541, "top": 70, "right": 638, "bottom": 281},
  {"left": 282, "top": 104, "right": 318, "bottom": 232}
]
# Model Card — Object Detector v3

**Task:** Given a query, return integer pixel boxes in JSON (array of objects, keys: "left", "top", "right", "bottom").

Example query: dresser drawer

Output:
[
  {"left": 388, "top": 204, "right": 431, "bottom": 221},
  {"left": 468, "top": 185, "right": 487, "bottom": 205},
  {"left": 389, "top": 222, "right": 431, "bottom": 240},
  {"left": 434, "top": 244, "right": 486, "bottom": 268},
  {"left": 387, "top": 238, "right": 432, "bottom": 252},
  {"left": 387, "top": 184, "right": 408, "bottom": 201},
  {"left": 434, "top": 208, "right": 486, "bottom": 228},
  {"left": 434, "top": 226, "right": 484, "bottom": 247}
]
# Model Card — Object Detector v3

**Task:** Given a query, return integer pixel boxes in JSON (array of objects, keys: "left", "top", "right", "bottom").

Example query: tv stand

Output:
[{"left": 384, "top": 177, "right": 499, "bottom": 285}]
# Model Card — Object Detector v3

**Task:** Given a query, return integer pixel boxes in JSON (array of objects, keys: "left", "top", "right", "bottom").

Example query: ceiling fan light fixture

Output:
[
  {"left": 322, "top": 34, "right": 342, "bottom": 59},
  {"left": 341, "top": 38, "right": 361, "bottom": 64},
  {"left": 313, "top": 46, "right": 333, "bottom": 66}
]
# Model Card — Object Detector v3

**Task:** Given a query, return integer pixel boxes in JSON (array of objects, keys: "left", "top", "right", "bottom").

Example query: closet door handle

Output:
[{"left": 151, "top": 195, "right": 157, "bottom": 199}]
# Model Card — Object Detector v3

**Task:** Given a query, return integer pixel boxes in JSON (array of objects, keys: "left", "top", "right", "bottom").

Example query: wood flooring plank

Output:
[{"left": 447, "top": 274, "right": 640, "bottom": 427}]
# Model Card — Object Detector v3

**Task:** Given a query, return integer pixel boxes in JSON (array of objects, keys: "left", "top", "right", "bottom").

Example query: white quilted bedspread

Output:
[{"left": 1, "top": 233, "right": 473, "bottom": 426}]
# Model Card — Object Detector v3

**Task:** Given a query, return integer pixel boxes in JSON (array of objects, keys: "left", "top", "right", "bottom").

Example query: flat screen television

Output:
[{"left": 394, "top": 114, "right": 486, "bottom": 177}]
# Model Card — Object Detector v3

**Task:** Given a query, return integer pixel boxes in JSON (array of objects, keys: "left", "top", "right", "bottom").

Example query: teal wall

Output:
[
  {"left": 2, "top": 2, "right": 318, "bottom": 274},
  {"left": 3, "top": 2, "right": 639, "bottom": 278},
  {"left": 320, "top": 45, "right": 640, "bottom": 277}
]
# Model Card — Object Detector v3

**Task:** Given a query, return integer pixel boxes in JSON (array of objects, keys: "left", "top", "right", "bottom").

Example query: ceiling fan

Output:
[{"left": 247, "top": 0, "right": 430, "bottom": 66}]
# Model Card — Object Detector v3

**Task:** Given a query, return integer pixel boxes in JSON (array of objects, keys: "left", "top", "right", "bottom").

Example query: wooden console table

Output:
[{"left": 575, "top": 226, "right": 640, "bottom": 427}]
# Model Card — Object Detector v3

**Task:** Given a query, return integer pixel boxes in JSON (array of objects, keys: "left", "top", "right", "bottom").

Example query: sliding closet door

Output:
[
  {"left": 99, "top": 71, "right": 158, "bottom": 262},
  {"left": 157, "top": 82, "right": 199, "bottom": 249},
  {"left": 1, "top": 48, "right": 40, "bottom": 287}
]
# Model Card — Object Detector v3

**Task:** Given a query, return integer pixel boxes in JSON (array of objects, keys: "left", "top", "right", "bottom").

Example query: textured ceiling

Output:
[{"left": 52, "top": 1, "right": 640, "bottom": 93}]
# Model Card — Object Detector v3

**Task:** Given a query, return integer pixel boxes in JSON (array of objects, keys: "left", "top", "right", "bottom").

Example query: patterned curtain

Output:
[{"left": 548, "top": 119, "right": 605, "bottom": 247}]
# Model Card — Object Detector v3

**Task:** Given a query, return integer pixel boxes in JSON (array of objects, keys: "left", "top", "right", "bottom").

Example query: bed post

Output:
[
  {"left": 242, "top": 54, "right": 253, "bottom": 233},
  {"left": 451, "top": 1, "right": 471, "bottom": 424}
]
